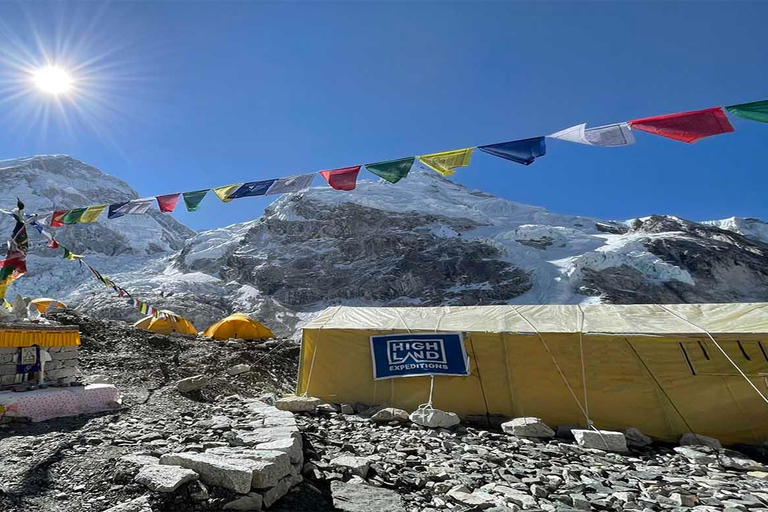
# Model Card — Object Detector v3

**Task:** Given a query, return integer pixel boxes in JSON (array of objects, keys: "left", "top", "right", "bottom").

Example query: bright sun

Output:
[{"left": 33, "top": 65, "right": 73, "bottom": 95}]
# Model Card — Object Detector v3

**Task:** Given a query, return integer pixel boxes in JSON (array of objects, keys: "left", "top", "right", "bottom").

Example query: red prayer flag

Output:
[
  {"left": 156, "top": 193, "right": 181, "bottom": 213},
  {"left": 50, "top": 210, "right": 68, "bottom": 228},
  {"left": 628, "top": 107, "right": 734, "bottom": 143},
  {"left": 319, "top": 166, "right": 361, "bottom": 191}
]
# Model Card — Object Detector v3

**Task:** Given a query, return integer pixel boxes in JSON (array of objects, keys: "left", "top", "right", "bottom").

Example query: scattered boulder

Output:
[
  {"left": 623, "top": 427, "right": 653, "bottom": 447},
  {"left": 227, "top": 364, "right": 252, "bottom": 376},
  {"left": 135, "top": 464, "right": 198, "bottom": 492},
  {"left": 370, "top": 407, "right": 409, "bottom": 423},
  {"left": 501, "top": 417, "right": 554, "bottom": 438},
  {"left": 331, "top": 480, "right": 406, "bottom": 512},
  {"left": 160, "top": 452, "right": 255, "bottom": 494},
  {"left": 103, "top": 496, "right": 153, "bottom": 512},
  {"left": 176, "top": 375, "right": 209, "bottom": 393},
  {"left": 223, "top": 493, "right": 264, "bottom": 511},
  {"left": 331, "top": 455, "right": 370, "bottom": 478},
  {"left": 447, "top": 488, "right": 498, "bottom": 509},
  {"left": 572, "top": 429, "right": 628, "bottom": 452},
  {"left": 719, "top": 449, "right": 766, "bottom": 471},
  {"left": 409, "top": 407, "right": 460, "bottom": 428},
  {"left": 679, "top": 432, "right": 722, "bottom": 449},
  {"left": 674, "top": 445, "right": 718, "bottom": 465},
  {"left": 340, "top": 403, "right": 355, "bottom": 415},
  {"left": 274, "top": 394, "right": 321, "bottom": 412}
]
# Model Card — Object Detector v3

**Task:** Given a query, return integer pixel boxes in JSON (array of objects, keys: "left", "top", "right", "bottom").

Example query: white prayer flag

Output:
[
  {"left": 549, "top": 122, "right": 635, "bottom": 147},
  {"left": 266, "top": 173, "right": 315, "bottom": 195}
]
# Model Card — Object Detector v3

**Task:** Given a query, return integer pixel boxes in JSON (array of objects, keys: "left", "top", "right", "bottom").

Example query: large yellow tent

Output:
[
  {"left": 133, "top": 311, "right": 197, "bottom": 335},
  {"left": 203, "top": 313, "right": 274, "bottom": 340},
  {"left": 29, "top": 298, "right": 67, "bottom": 313},
  {"left": 298, "top": 303, "right": 768, "bottom": 446}
]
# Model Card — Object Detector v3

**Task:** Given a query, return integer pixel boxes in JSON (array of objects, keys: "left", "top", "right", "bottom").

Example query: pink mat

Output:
[{"left": 0, "top": 384, "right": 121, "bottom": 422}]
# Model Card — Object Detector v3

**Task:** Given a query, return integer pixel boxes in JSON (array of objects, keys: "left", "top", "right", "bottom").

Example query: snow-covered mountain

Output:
[{"left": 3, "top": 155, "right": 768, "bottom": 336}]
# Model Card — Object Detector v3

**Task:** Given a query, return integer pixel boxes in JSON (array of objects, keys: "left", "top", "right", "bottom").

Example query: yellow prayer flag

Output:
[
  {"left": 417, "top": 148, "right": 474, "bottom": 176},
  {"left": 212, "top": 184, "right": 243, "bottom": 203},
  {"left": 78, "top": 204, "right": 108, "bottom": 224}
]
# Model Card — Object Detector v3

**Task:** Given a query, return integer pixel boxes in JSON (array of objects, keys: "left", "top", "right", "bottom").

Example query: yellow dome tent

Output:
[
  {"left": 133, "top": 311, "right": 197, "bottom": 335},
  {"left": 203, "top": 313, "right": 274, "bottom": 341},
  {"left": 29, "top": 298, "right": 67, "bottom": 313}
]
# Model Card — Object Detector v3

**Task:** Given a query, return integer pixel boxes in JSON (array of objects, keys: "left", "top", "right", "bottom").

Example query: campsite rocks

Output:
[
  {"left": 176, "top": 374, "right": 209, "bottom": 393},
  {"left": 409, "top": 407, "right": 460, "bottom": 428},
  {"left": 227, "top": 364, "right": 252, "bottom": 376},
  {"left": 623, "top": 427, "right": 653, "bottom": 447},
  {"left": 370, "top": 407, "right": 409, "bottom": 423},
  {"left": 274, "top": 394, "right": 321, "bottom": 412},
  {"left": 331, "top": 456, "right": 371, "bottom": 478},
  {"left": 501, "top": 417, "right": 555, "bottom": 438},
  {"left": 680, "top": 432, "right": 723, "bottom": 449},
  {"left": 134, "top": 464, "right": 199, "bottom": 493},
  {"left": 572, "top": 429, "right": 628, "bottom": 452},
  {"left": 331, "top": 480, "right": 406, "bottom": 512}
]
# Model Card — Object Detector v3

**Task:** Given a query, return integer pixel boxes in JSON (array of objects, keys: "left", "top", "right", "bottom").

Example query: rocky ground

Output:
[{"left": 2, "top": 311, "right": 768, "bottom": 512}]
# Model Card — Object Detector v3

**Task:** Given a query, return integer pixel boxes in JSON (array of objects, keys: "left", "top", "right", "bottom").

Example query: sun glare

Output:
[{"left": 32, "top": 65, "right": 73, "bottom": 95}]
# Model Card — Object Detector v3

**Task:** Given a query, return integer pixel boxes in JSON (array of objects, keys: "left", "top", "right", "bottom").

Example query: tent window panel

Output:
[
  {"left": 697, "top": 340, "right": 710, "bottom": 360},
  {"left": 737, "top": 341, "right": 751, "bottom": 361},
  {"left": 759, "top": 342, "right": 768, "bottom": 364},
  {"left": 679, "top": 343, "right": 696, "bottom": 376}
]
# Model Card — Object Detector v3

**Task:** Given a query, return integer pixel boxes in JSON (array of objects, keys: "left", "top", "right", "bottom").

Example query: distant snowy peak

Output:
[
  {"left": 703, "top": 217, "right": 768, "bottom": 244},
  {"left": 0, "top": 154, "right": 193, "bottom": 256}
]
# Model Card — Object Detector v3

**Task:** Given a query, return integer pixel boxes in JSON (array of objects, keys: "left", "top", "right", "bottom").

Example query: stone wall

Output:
[{"left": 0, "top": 346, "right": 80, "bottom": 388}]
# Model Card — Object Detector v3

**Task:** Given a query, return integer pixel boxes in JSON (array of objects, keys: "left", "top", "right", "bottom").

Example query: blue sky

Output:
[{"left": 0, "top": 2, "right": 766, "bottom": 231}]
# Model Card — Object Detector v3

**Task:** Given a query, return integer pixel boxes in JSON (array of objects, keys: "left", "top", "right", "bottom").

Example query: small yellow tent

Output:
[
  {"left": 203, "top": 313, "right": 274, "bottom": 340},
  {"left": 133, "top": 311, "right": 197, "bottom": 335},
  {"left": 29, "top": 298, "right": 67, "bottom": 313},
  {"left": 298, "top": 303, "right": 768, "bottom": 446}
]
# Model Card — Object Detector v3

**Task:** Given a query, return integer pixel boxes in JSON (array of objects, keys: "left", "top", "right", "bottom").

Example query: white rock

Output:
[
  {"left": 103, "top": 496, "right": 153, "bottom": 512},
  {"left": 623, "top": 427, "right": 653, "bottom": 447},
  {"left": 501, "top": 417, "right": 554, "bottom": 438},
  {"left": 747, "top": 471, "right": 768, "bottom": 480},
  {"left": 370, "top": 407, "right": 410, "bottom": 423},
  {"left": 331, "top": 481, "right": 406, "bottom": 512},
  {"left": 86, "top": 374, "right": 113, "bottom": 385},
  {"left": 572, "top": 430, "right": 628, "bottom": 453},
  {"left": 255, "top": 435, "right": 303, "bottom": 464},
  {"left": 176, "top": 375, "right": 209, "bottom": 393},
  {"left": 409, "top": 408, "right": 460, "bottom": 428},
  {"left": 227, "top": 364, "right": 251, "bottom": 376},
  {"left": 274, "top": 394, "right": 321, "bottom": 412},
  {"left": 135, "top": 464, "right": 198, "bottom": 493},
  {"left": 205, "top": 447, "right": 292, "bottom": 488},
  {"left": 679, "top": 433, "right": 722, "bottom": 449},
  {"left": 160, "top": 452, "right": 254, "bottom": 494},
  {"left": 331, "top": 456, "right": 370, "bottom": 478},
  {"left": 223, "top": 493, "right": 263, "bottom": 511},
  {"left": 447, "top": 489, "right": 496, "bottom": 509}
]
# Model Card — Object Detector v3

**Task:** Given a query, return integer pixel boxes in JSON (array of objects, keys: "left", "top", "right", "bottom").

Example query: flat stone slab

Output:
[
  {"left": 135, "top": 464, "right": 198, "bottom": 492},
  {"left": 370, "top": 407, "right": 409, "bottom": 423},
  {"left": 679, "top": 433, "right": 722, "bottom": 449},
  {"left": 409, "top": 408, "right": 460, "bottom": 428},
  {"left": 227, "top": 364, "right": 251, "bottom": 376},
  {"left": 623, "top": 427, "right": 653, "bottom": 447},
  {"left": 103, "top": 496, "right": 153, "bottom": 512},
  {"left": 573, "top": 429, "right": 628, "bottom": 453},
  {"left": 501, "top": 417, "right": 554, "bottom": 438},
  {"left": 331, "top": 480, "right": 406, "bottom": 512},
  {"left": 176, "top": 375, "right": 208, "bottom": 393},
  {"left": 331, "top": 455, "right": 370, "bottom": 478},
  {"left": 274, "top": 394, "right": 320, "bottom": 412},
  {"left": 206, "top": 447, "right": 291, "bottom": 488},
  {"left": 255, "top": 435, "right": 303, "bottom": 464},
  {"left": 160, "top": 452, "right": 254, "bottom": 494}
]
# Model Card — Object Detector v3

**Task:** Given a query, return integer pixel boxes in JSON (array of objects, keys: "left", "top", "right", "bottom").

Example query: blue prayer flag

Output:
[
  {"left": 478, "top": 137, "right": 546, "bottom": 166},
  {"left": 229, "top": 179, "right": 277, "bottom": 199}
]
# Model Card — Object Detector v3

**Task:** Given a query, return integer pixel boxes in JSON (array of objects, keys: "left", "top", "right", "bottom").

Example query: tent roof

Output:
[{"left": 303, "top": 303, "right": 768, "bottom": 336}]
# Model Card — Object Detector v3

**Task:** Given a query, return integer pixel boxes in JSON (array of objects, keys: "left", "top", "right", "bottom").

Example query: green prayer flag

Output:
[
  {"left": 365, "top": 157, "right": 415, "bottom": 184},
  {"left": 725, "top": 99, "right": 768, "bottom": 124},
  {"left": 62, "top": 208, "right": 87, "bottom": 225},
  {"left": 183, "top": 190, "right": 208, "bottom": 212}
]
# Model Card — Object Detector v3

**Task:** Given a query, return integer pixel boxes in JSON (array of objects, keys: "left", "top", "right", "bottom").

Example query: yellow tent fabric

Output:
[
  {"left": 418, "top": 148, "right": 474, "bottom": 176},
  {"left": 29, "top": 298, "right": 67, "bottom": 313},
  {"left": 298, "top": 304, "right": 768, "bottom": 446},
  {"left": 133, "top": 312, "right": 197, "bottom": 335},
  {"left": 203, "top": 313, "right": 274, "bottom": 340},
  {"left": 0, "top": 326, "right": 80, "bottom": 347}
]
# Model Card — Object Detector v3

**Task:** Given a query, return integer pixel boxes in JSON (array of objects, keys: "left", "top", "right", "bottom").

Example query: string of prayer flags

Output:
[
  {"left": 156, "top": 194, "right": 181, "bottom": 213},
  {"left": 183, "top": 190, "right": 208, "bottom": 212},
  {"left": 365, "top": 157, "right": 415, "bottom": 183},
  {"left": 62, "top": 208, "right": 87, "bottom": 225},
  {"left": 418, "top": 148, "right": 474, "bottom": 177},
  {"left": 0, "top": 202, "right": 28, "bottom": 301},
  {"left": 108, "top": 198, "right": 155, "bottom": 219},
  {"left": 62, "top": 247, "right": 83, "bottom": 260},
  {"left": 478, "top": 137, "right": 546, "bottom": 166},
  {"left": 50, "top": 210, "right": 67, "bottom": 228},
  {"left": 31, "top": 220, "right": 59, "bottom": 249},
  {"left": 629, "top": 107, "right": 734, "bottom": 143},
  {"left": 79, "top": 204, "right": 108, "bottom": 224},
  {"left": 319, "top": 166, "right": 361, "bottom": 191},
  {"left": 213, "top": 184, "right": 242, "bottom": 203},
  {"left": 266, "top": 173, "right": 315, "bottom": 195},
  {"left": 548, "top": 123, "right": 635, "bottom": 147},
  {"left": 229, "top": 179, "right": 277, "bottom": 199},
  {"left": 725, "top": 99, "right": 768, "bottom": 124}
]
